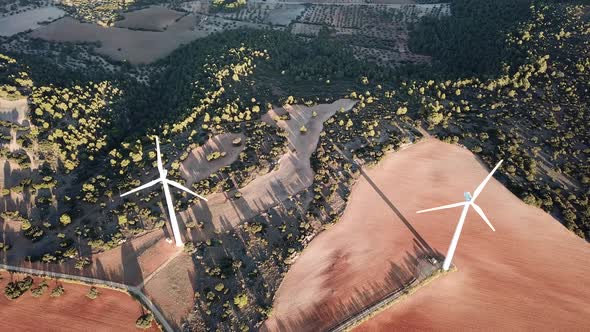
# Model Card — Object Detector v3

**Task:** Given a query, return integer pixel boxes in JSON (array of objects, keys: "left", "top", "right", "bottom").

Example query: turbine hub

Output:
[{"left": 464, "top": 192, "right": 472, "bottom": 202}]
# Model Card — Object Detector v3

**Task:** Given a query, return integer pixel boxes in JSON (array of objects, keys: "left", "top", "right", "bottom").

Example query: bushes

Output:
[
  {"left": 206, "top": 151, "right": 227, "bottom": 161},
  {"left": 86, "top": 287, "right": 99, "bottom": 299},
  {"left": 50, "top": 285, "right": 64, "bottom": 297},
  {"left": 75, "top": 257, "right": 91, "bottom": 270},
  {"left": 0, "top": 242, "right": 11, "bottom": 251},
  {"left": 59, "top": 214, "right": 72, "bottom": 227},
  {"left": 232, "top": 137, "right": 243, "bottom": 146},
  {"left": 135, "top": 312, "right": 154, "bottom": 329},
  {"left": 4, "top": 276, "right": 34, "bottom": 299},
  {"left": 30, "top": 280, "right": 49, "bottom": 298},
  {"left": 233, "top": 293, "right": 248, "bottom": 309}
]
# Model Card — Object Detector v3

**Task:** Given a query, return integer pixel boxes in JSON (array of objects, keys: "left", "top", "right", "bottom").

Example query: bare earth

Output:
[
  {"left": 30, "top": 13, "right": 269, "bottom": 64},
  {"left": 180, "top": 99, "right": 357, "bottom": 236},
  {"left": 264, "top": 139, "right": 590, "bottom": 331},
  {"left": 154, "top": 99, "right": 356, "bottom": 327},
  {"left": 0, "top": 6, "right": 65, "bottom": 37},
  {"left": 115, "top": 6, "right": 185, "bottom": 31},
  {"left": 0, "top": 274, "right": 158, "bottom": 331},
  {"left": 142, "top": 253, "right": 197, "bottom": 329},
  {"left": 181, "top": 133, "right": 246, "bottom": 186},
  {"left": 30, "top": 16, "right": 208, "bottom": 64},
  {"left": 0, "top": 98, "right": 29, "bottom": 126}
]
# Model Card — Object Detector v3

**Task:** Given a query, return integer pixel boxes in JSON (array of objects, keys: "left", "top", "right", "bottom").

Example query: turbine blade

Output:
[
  {"left": 120, "top": 178, "right": 161, "bottom": 197},
  {"left": 471, "top": 160, "right": 503, "bottom": 201},
  {"left": 166, "top": 179, "right": 208, "bottom": 202},
  {"left": 471, "top": 203, "right": 495, "bottom": 232},
  {"left": 416, "top": 202, "right": 466, "bottom": 214},
  {"left": 155, "top": 136, "right": 164, "bottom": 173}
]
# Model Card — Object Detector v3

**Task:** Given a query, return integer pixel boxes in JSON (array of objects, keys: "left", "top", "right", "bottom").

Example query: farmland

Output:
[
  {"left": 0, "top": 6, "right": 65, "bottom": 37},
  {"left": 265, "top": 139, "right": 590, "bottom": 331},
  {"left": 0, "top": 273, "right": 158, "bottom": 331},
  {"left": 348, "top": 139, "right": 590, "bottom": 331},
  {"left": 29, "top": 15, "right": 270, "bottom": 64},
  {"left": 114, "top": 6, "right": 186, "bottom": 31}
]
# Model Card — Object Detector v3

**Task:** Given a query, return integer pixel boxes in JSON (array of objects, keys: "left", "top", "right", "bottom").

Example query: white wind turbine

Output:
[
  {"left": 120, "top": 136, "right": 207, "bottom": 247},
  {"left": 416, "top": 160, "right": 503, "bottom": 271}
]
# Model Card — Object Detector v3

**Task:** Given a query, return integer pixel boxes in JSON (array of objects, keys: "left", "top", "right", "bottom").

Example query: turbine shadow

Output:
[{"left": 330, "top": 141, "right": 438, "bottom": 257}]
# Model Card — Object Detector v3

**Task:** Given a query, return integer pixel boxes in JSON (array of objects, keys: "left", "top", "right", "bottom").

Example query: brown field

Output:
[
  {"left": 0, "top": 274, "right": 158, "bottom": 331},
  {"left": 115, "top": 6, "right": 186, "bottom": 31},
  {"left": 30, "top": 16, "right": 208, "bottom": 64},
  {"left": 291, "top": 22, "right": 323, "bottom": 36},
  {"left": 0, "top": 6, "right": 65, "bottom": 37},
  {"left": 264, "top": 139, "right": 590, "bottom": 331},
  {"left": 29, "top": 11, "right": 269, "bottom": 64}
]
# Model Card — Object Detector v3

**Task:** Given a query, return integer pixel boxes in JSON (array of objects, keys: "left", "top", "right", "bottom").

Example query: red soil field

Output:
[
  {"left": 353, "top": 139, "right": 590, "bottom": 331},
  {"left": 264, "top": 139, "right": 590, "bottom": 331},
  {"left": 0, "top": 274, "right": 158, "bottom": 331}
]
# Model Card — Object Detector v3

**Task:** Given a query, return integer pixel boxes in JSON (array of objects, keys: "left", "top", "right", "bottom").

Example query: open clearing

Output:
[
  {"left": 114, "top": 6, "right": 186, "bottom": 31},
  {"left": 0, "top": 273, "right": 158, "bottom": 331},
  {"left": 0, "top": 6, "right": 65, "bottom": 37},
  {"left": 30, "top": 16, "right": 207, "bottom": 64},
  {"left": 30, "top": 13, "right": 268, "bottom": 64},
  {"left": 181, "top": 133, "right": 246, "bottom": 186},
  {"left": 142, "top": 253, "right": 197, "bottom": 330},
  {"left": 264, "top": 139, "right": 590, "bottom": 331},
  {"left": 1, "top": 227, "right": 178, "bottom": 287},
  {"left": 263, "top": 5, "right": 306, "bottom": 26},
  {"left": 0, "top": 98, "right": 29, "bottom": 126},
  {"left": 180, "top": 99, "right": 357, "bottom": 235}
]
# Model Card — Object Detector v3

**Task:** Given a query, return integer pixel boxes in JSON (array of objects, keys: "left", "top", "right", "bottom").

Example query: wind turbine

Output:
[
  {"left": 416, "top": 160, "right": 503, "bottom": 271},
  {"left": 120, "top": 136, "right": 207, "bottom": 247}
]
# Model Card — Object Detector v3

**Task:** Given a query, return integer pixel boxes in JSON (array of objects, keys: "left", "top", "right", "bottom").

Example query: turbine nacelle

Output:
[{"left": 464, "top": 192, "right": 472, "bottom": 202}]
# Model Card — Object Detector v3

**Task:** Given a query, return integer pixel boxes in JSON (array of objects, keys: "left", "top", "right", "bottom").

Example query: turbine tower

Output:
[
  {"left": 120, "top": 136, "right": 207, "bottom": 247},
  {"left": 416, "top": 160, "right": 503, "bottom": 271}
]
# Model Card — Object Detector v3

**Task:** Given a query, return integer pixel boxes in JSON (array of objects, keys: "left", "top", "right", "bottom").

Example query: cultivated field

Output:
[
  {"left": 29, "top": 16, "right": 207, "bottom": 64},
  {"left": 264, "top": 139, "right": 590, "bottom": 331},
  {"left": 29, "top": 13, "right": 267, "bottom": 64},
  {"left": 0, "top": 6, "right": 65, "bottom": 36},
  {"left": 114, "top": 6, "right": 185, "bottom": 31},
  {"left": 0, "top": 273, "right": 158, "bottom": 331}
]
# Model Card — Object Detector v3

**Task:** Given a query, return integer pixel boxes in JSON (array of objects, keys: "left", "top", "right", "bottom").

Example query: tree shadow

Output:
[{"left": 264, "top": 245, "right": 437, "bottom": 332}]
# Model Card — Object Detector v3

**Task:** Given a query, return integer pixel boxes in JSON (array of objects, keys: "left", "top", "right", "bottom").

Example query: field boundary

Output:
[
  {"left": 327, "top": 260, "right": 451, "bottom": 332},
  {"left": 0, "top": 263, "right": 173, "bottom": 332}
]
